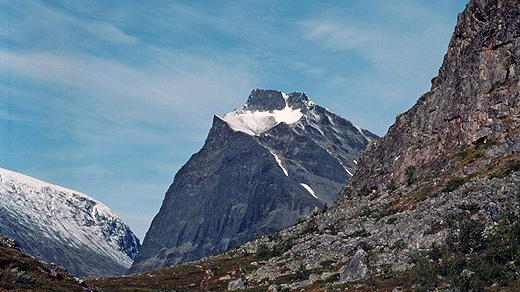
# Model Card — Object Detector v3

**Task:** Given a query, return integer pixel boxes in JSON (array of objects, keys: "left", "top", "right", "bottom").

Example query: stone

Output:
[
  {"left": 219, "top": 275, "right": 231, "bottom": 281},
  {"left": 339, "top": 249, "right": 371, "bottom": 282},
  {"left": 290, "top": 242, "right": 311, "bottom": 254},
  {"left": 227, "top": 278, "right": 246, "bottom": 291}
]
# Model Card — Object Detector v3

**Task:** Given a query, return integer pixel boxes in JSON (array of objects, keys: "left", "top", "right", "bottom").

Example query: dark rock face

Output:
[
  {"left": 244, "top": 89, "right": 287, "bottom": 111},
  {"left": 339, "top": 0, "right": 520, "bottom": 200},
  {"left": 129, "top": 90, "right": 376, "bottom": 273}
]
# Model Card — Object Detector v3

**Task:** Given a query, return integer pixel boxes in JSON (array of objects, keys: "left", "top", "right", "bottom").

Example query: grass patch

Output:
[
  {"left": 442, "top": 177, "right": 467, "bottom": 192},
  {"left": 456, "top": 144, "right": 486, "bottom": 164}
]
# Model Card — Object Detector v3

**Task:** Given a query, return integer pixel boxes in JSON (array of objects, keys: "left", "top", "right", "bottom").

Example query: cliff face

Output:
[{"left": 341, "top": 0, "right": 520, "bottom": 198}]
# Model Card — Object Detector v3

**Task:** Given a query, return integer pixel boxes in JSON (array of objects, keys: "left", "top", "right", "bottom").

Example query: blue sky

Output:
[{"left": 1, "top": 0, "right": 468, "bottom": 239}]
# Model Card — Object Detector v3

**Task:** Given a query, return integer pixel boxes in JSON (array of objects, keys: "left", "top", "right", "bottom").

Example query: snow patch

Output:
[
  {"left": 337, "top": 159, "right": 353, "bottom": 177},
  {"left": 300, "top": 183, "right": 318, "bottom": 199},
  {"left": 353, "top": 160, "right": 358, "bottom": 165},
  {"left": 354, "top": 124, "right": 373, "bottom": 142},
  {"left": 270, "top": 151, "right": 288, "bottom": 176},
  {"left": 223, "top": 92, "right": 303, "bottom": 135}
]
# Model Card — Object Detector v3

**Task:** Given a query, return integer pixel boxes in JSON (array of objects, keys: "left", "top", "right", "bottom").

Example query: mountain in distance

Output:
[
  {"left": 91, "top": 0, "right": 520, "bottom": 290},
  {"left": 129, "top": 89, "right": 377, "bottom": 273},
  {"left": 0, "top": 167, "right": 140, "bottom": 278}
]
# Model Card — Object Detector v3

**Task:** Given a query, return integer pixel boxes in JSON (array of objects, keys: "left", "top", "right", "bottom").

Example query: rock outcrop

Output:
[{"left": 0, "top": 236, "right": 88, "bottom": 291}]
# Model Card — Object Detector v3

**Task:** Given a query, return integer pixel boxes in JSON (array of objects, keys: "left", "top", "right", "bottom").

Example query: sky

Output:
[{"left": 1, "top": 0, "right": 469, "bottom": 240}]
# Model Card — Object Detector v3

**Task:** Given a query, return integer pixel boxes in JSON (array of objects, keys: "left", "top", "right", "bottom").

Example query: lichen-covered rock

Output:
[{"left": 215, "top": 0, "right": 520, "bottom": 289}]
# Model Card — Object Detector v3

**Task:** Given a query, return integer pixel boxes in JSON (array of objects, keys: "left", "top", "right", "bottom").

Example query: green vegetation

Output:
[
  {"left": 358, "top": 185, "right": 370, "bottom": 196},
  {"left": 391, "top": 239, "right": 408, "bottom": 250},
  {"left": 456, "top": 144, "right": 486, "bottom": 163},
  {"left": 409, "top": 212, "right": 520, "bottom": 291},
  {"left": 255, "top": 243, "right": 272, "bottom": 260},
  {"left": 294, "top": 262, "right": 309, "bottom": 281},
  {"left": 492, "top": 158, "right": 520, "bottom": 178},
  {"left": 386, "top": 180, "right": 398, "bottom": 193},
  {"left": 442, "top": 177, "right": 467, "bottom": 192},
  {"left": 256, "top": 238, "right": 295, "bottom": 260},
  {"left": 405, "top": 166, "right": 417, "bottom": 186}
]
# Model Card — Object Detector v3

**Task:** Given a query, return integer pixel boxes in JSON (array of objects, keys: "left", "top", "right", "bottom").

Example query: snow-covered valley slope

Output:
[{"left": 0, "top": 168, "right": 140, "bottom": 277}]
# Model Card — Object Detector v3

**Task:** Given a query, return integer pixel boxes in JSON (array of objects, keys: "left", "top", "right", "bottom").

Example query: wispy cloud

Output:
[
  {"left": 302, "top": 21, "right": 378, "bottom": 52},
  {"left": 1, "top": 0, "right": 137, "bottom": 49}
]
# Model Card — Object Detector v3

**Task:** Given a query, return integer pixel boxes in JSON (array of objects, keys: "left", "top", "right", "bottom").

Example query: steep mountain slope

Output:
[
  {"left": 0, "top": 168, "right": 140, "bottom": 278},
  {"left": 93, "top": 0, "right": 520, "bottom": 290},
  {"left": 339, "top": 0, "right": 520, "bottom": 199},
  {"left": 129, "top": 89, "right": 377, "bottom": 273}
]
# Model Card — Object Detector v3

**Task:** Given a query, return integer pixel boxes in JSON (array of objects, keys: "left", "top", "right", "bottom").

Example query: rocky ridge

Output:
[
  {"left": 339, "top": 0, "right": 520, "bottom": 197},
  {"left": 0, "top": 236, "right": 92, "bottom": 291}
]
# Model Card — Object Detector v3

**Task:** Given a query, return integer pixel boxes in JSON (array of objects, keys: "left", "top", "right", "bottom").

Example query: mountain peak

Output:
[
  {"left": 243, "top": 89, "right": 313, "bottom": 112},
  {"left": 223, "top": 89, "right": 311, "bottom": 136},
  {"left": 244, "top": 89, "right": 287, "bottom": 111}
]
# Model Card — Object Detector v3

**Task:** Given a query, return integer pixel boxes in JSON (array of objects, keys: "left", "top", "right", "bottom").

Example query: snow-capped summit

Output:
[
  {"left": 223, "top": 90, "right": 305, "bottom": 135},
  {"left": 130, "top": 89, "right": 378, "bottom": 273},
  {"left": 0, "top": 168, "right": 140, "bottom": 277}
]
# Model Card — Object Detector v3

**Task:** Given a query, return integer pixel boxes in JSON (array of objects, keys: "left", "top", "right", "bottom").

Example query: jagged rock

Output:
[
  {"left": 227, "top": 278, "right": 246, "bottom": 291},
  {"left": 339, "top": 249, "right": 371, "bottom": 282}
]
